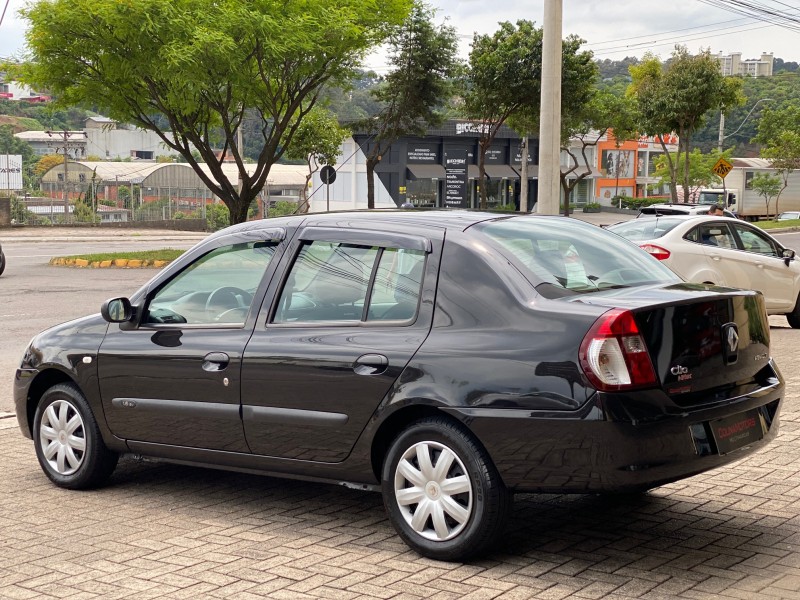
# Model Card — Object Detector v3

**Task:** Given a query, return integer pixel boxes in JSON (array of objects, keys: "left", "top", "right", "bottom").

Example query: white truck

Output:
[{"left": 698, "top": 165, "right": 800, "bottom": 220}]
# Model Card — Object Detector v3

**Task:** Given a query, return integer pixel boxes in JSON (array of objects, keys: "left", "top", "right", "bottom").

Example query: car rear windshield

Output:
[
  {"left": 474, "top": 217, "right": 680, "bottom": 297},
  {"left": 606, "top": 217, "right": 684, "bottom": 241}
]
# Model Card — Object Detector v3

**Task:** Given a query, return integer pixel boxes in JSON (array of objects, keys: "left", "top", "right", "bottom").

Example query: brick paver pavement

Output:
[{"left": 1, "top": 317, "right": 798, "bottom": 599}]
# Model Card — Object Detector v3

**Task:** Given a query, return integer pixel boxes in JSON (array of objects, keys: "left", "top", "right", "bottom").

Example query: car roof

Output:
[{"left": 207, "top": 209, "right": 571, "bottom": 240}]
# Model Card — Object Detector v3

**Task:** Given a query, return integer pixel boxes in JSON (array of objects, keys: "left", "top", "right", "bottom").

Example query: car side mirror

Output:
[
  {"left": 101, "top": 297, "right": 133, "bottom": 323},
  {"left": 782, "top": 248, "right": 796, "bottom": 266}
]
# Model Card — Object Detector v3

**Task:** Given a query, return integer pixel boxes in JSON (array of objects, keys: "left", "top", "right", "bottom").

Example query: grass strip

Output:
[
  {"left": 757, "top": 219, "right": 800, "bottom": 230},
  {"left": 60, "top": 249, "right": 185, "bottom": 262}
]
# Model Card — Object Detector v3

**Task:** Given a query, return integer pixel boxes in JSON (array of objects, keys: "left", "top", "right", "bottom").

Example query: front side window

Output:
[
  {"left": 274, "top": 241, "right": 425, "bottom": 324},
  {"left": 144, "top": 241, "right": 277, "bottom": 326},
  {"left": 733, "top": 224, "right": 780, "bottom": 256}
]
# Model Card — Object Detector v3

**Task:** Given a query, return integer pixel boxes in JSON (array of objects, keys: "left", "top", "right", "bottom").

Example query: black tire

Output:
[
  {"left": 787, "top": 294, "right": 800, "bottom": 329},
  {"left": 381, "top": 416, "right": 511, "bottom": 561},
  {"left": 0, "top": 250, "right": 5, "bottom": 276},
  {"left": 32, "top": 383, "right": 118, "bottom": 489}
]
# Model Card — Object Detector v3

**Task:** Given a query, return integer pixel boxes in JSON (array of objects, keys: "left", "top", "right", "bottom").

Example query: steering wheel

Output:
[{"left": 205, "top": 287, "right": 251, "bottom": 320}]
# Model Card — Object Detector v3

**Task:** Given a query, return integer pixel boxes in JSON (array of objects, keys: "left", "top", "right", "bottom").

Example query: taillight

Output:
[
  {"left": 579, "top": 308, "right": 658, "bottom": 392},
  {"left": 639, "top": 244, "right": 670, "bottom": 260}
]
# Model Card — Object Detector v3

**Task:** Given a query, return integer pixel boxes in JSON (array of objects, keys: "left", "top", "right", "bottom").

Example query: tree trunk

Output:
[
  {"left": 519, "top": 137, "right": 529, "bottom": 212},
  {"left": 682, "top": 136, "right": 691, "bottom": 203},
  {"left": 560, "top": 174, "right": 573, "bottom": 217},
  {"left": 478, "top": 139, "right": 488, "bottom": 210},
  {"left": 230, "top": 192, "right": 251, "bottom": 225},
  {"left": 656, "top": 136, "right": 679, "bottom": 203},
  {"left": 366, "top": 157, "right": 377, "bottom": 209}
]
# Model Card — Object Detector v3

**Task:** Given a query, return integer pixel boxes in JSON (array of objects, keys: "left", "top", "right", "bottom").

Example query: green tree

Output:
[
  {"left": 463, "top": 21, "right": 542, "bottom": 209},
  {"left": 361, "top": 1, "right": 460, "bottom": 208},
  {"left": 284, "top": 107, "right": 350, "bottom": 213},
  {"left": 628, "top": 47, "right": 744, "bottom": 203},
  {"left": 754, "top": 105, "right": 800, "bottom": 218},
  {"left": 559, "top": 83, "right": 637, "bottom": 213},
  {"left": 653, "top": 148, "right": 732, "bottom": 201},
  {"left": 17, "top": 0, "right": 412, "bottom": 225},
  {"left": 750, "top": 172, "right": 782, "bottom": 217}
]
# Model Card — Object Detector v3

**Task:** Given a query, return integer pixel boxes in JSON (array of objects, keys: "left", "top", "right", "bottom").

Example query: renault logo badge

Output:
[{"left": 722, "top": 323, "right": 739, "bottom": 365}]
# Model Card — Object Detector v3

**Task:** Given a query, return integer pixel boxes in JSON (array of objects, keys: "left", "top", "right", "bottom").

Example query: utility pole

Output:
[
  {"left": 537, "top": 0, "right": 562, "bottom": 215},
  {"left": 46, "top": 129, "right": 86, "bottom": 223},
  {"left": 718, "top": 98, "right": 773, "bottom": 151}
]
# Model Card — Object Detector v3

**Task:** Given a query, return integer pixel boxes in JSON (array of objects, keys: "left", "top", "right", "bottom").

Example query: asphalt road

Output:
[{"left": 0, "top": 235, "right": 202, "bottom": 413}]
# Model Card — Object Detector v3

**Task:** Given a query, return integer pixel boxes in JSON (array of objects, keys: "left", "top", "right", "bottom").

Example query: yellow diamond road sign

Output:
[{"left": 712, "top": 158, "right": 733, "bottom": 179}]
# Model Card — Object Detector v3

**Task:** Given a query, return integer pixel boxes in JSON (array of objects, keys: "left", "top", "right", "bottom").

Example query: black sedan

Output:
[{"left": 14, "top": 211, "right": 783, "bottom": 561}]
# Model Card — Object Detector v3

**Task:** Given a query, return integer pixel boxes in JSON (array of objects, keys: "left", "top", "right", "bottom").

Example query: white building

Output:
[{"left": 717, "top": 52, "right": 774, "bottom": 77}]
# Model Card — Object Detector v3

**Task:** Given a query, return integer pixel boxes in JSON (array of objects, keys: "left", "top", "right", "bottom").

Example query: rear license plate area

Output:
[{"left": 709, "top": 409, "right": 765, "bottom": 455}]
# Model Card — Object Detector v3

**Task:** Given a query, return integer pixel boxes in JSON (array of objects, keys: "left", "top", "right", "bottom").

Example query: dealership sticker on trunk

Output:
[{"left": 710, "top": 409, "right": 765, "bottom": 455}]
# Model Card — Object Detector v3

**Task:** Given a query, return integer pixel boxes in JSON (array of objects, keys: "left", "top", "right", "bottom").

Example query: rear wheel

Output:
[
  {"left": 382, "top": 417, "right": 510, "bottom": 561},
  {"left": 32, "top": 383, "right": 118, "bottom": 489},
  {"left": 0, "top": 250, "right": 5, "bottom": 276}
]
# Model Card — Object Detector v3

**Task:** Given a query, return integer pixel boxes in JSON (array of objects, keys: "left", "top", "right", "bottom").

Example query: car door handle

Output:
[
  {"left": 354, "top": 353, "right": 389, "bottom": 376},
  {"left": 203, "top": 352, "right": 230, "bottom": 372}
]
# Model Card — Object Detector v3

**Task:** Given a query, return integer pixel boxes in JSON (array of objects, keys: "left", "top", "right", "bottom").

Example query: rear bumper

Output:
[{"left": 446, "top": 380, "right": 782, "bottom": 493}]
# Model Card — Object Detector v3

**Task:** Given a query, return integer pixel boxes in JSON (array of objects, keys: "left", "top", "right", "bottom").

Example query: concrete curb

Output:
[{"left": 49, "top": 257, "right": 173, "bottom": 269}]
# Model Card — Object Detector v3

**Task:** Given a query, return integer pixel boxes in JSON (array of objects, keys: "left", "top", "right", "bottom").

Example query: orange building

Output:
[{"left": 594, "top": 131, "right": 678, "bottom": 203}]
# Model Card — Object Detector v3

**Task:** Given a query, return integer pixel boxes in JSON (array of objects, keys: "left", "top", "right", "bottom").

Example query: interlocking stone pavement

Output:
[{"left": 1, "top": 317, "right": 799, "bottom": 599}]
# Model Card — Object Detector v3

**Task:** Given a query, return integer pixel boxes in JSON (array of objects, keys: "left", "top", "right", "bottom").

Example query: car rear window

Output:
[
  {"left": 474, "top": 217, "right": 679, "bottom": 297},
  {"left": 607, "top": 217, "right": 684, "bottom": 241}
]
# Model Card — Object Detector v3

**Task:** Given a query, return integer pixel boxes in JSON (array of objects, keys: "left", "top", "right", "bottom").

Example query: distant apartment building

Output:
[{"left": 717, "top": 52, "right": 774, "bottom": 77}]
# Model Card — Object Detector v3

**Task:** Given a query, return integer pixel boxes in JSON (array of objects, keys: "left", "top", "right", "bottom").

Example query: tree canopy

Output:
[
  {"left": 17, "top": 0, "right": 412, "bottom": 224},
  {"left": 628, "top": 47, "right": 744, "bottom": 203},
  {"left": 361, "top": 1, "right": 460, "bottom": 208}
]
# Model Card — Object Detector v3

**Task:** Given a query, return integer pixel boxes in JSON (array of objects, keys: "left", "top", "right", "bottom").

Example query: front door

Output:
[{"left": 98, "top": 238, "right": 281, "bottom": 451}]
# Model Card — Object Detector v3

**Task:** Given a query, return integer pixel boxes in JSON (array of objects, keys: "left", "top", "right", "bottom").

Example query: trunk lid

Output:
[{"left": 572, "top": 283, "right": 772, "bottom": 401}]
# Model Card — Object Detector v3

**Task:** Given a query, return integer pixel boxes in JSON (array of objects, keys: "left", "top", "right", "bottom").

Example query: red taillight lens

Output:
[
  {"left": 639, "top": 244, "right": 671, "bottom": 260},
  {"left": 579, "top": 308, "right": 658, "bottom": 392}
]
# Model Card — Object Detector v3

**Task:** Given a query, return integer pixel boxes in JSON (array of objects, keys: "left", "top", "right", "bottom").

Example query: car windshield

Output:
[
  {"left": 474, "top": 217, "right": 680, "bottom": 297},
  {"left": 607, "top": 217, "right": 684, "bottom": 241}
]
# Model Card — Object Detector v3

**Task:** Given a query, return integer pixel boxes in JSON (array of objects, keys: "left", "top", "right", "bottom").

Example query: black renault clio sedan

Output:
[{"left": 14, "top": 210, "right": 783, "bottom": 561}]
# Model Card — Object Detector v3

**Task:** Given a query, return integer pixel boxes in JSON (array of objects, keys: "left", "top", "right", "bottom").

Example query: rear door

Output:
[{"left": 241, "top": 226, "right": 443, "bottom": 462}]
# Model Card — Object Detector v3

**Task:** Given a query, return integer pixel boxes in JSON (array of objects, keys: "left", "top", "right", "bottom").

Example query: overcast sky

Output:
[{"left": 2, "top": 0, "right": 799, "bottom": 67}]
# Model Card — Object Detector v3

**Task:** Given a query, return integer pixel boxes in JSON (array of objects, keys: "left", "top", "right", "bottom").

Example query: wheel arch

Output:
[
  {"left": 370, "top": 404, "right": 456, "bottom": 481},
  {"left": 23, "top": 368, "right": 77, "bottom": 433}
]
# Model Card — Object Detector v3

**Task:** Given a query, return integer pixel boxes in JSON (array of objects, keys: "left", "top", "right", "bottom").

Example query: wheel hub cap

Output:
[
  {"left": 394, "top": 440, "right": 473, "bottom": 542},
  {"left": 38, "top": 399, "right": 86, "bottom": 476}
]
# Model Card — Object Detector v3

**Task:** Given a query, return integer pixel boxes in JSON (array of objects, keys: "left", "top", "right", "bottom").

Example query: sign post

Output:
[
  {"left": 320, "top": 165, "right": 337, "bottom": 212},
  {"left": 712, "top": 158, "right": 733, "bottom": 206}
]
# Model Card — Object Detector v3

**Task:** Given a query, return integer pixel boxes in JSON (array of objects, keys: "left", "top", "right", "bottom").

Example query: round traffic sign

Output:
[{"left": 320, "top": 165, "right": 337, "bottom": 184}]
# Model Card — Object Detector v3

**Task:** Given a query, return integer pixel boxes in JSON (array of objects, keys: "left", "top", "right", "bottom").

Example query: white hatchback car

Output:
[{"left": 609, "top": 215, "right": 800, "bottom": 327}]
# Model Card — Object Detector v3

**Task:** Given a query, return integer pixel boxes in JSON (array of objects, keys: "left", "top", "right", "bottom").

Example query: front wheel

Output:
[
  {"left": 382, "top": 417, "right": 510, "bottom": 561},
  {"left": 32, "top": 383, "right": 118, "bottom": 489},
  {"left": 0, "top": 250, "right": 5, "bottom": 276}
]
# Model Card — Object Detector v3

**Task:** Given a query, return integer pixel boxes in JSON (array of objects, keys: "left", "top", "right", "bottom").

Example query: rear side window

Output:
[
  {"left": 273, "top": 241, "right": 425, "bottom": 324},
  {"left": 475, "top": 217, "right": 679, "bottom": 296}
]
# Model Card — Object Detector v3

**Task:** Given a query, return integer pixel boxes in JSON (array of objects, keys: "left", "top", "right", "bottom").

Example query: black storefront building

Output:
[{"left": 353, "top": 120, "right": 539, "bottom": 210}]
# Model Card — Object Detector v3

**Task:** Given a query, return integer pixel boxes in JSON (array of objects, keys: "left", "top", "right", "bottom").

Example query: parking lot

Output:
[{"left": 1, "top": 226, "right": 799, "bottom": 599}]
